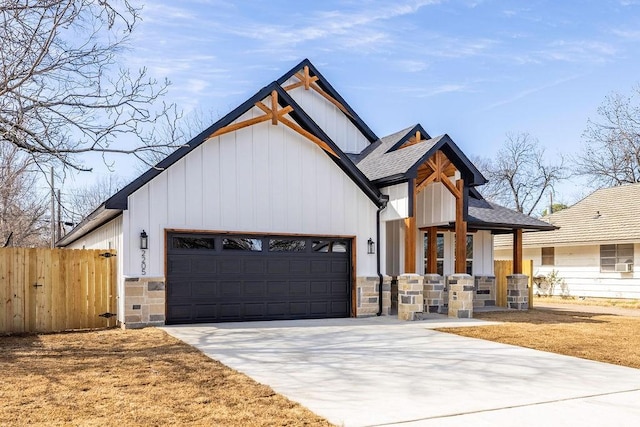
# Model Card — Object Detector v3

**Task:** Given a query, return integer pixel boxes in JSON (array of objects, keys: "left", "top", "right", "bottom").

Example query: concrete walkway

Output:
[{"left": 163, "top": 316, "right": 640, "bottom": 426}]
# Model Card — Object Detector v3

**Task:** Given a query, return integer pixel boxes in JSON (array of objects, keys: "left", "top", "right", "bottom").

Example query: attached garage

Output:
[{"left": 166, "top": 233, "right": 352, "bottom": 324}]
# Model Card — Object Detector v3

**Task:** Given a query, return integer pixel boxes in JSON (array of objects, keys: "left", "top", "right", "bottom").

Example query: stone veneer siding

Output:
[
  {"left": 397, "top": 274, "right": 424, "bottom": 321},
  {"left": 446, "top": 274, "right": 474, "bottom": 319},
  {"left": 356, "top": 276, "right": 391, "bottom": 317},
  {"left": 124, "top": 277, "right": 165, "bottom": 329},
  {"left": 423, "top": 274, "right": 445, "bottom": 314},
  {"left": 473, "top": 275, "right": 496, "bottom": 308},
  {"left": 507, "top": 274, "right": 529, "bottom": 310}
]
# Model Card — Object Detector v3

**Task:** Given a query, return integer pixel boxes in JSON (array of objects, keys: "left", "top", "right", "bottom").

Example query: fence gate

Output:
[
  {"left": 0, "top": 248, "right": 117, "bottom": 334},
  {"left": 494, "top": 259, "right": 534, "bottom": 308}
]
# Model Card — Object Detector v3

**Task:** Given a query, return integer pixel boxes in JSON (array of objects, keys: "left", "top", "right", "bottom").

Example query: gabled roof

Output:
[
  {"left": 467, "top": 196, "right": 557, "bottom": 233},
  {"left": 356, "top": 126, "right": 487, "bottom": 187},
  {"left": 276, "top": 59, "right": 379, "bottom": 144},
  {"left": 103, "top": 82, "right": 383, "bottom": 211},
  {"left": 495, "top": 183, "right": 640, "bottom": 248}
]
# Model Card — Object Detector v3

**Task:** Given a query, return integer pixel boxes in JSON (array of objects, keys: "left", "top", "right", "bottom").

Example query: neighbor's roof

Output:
[{"left": 495, "top": 183, "right": 640, "bottom": 248}]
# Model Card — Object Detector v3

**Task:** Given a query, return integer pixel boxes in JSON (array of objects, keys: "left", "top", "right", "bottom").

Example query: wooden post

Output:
[
  {"left": 513, "top": 229, "right": 523, "bottom": 274},
  {"left": 426, "top": 226, "right": 437, "bottom": 274},
  {"left": 454, "top": 179, "right": 467, "bottom": 274},
  {"left": 404, "top": 183, "right": 417, "bottom": 274}
]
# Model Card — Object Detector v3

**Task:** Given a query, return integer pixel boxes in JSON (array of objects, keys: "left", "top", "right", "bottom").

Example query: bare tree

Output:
[
  {"left": 65, "top": 174, "right": 127, "bottom": 222},
  {"left": 476, "top": 132, "right": 565, "bottom": 216},
  {"left": 576, "top": 86, "right": 640, "bottom": 187},
  {"left": 0, "top": 0, "right": 178, "bottom": 171},
  {"left": 0, "top": 145, "right": 48, "bottom": 247}
]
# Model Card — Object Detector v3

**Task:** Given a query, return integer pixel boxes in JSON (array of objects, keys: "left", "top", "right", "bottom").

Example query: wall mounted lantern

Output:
[
  {"left": 367, "top": 238, "right": 375, "bottom": 255},
  {"left": 140, "top": 230, "right": 148, "bottom": 250}
]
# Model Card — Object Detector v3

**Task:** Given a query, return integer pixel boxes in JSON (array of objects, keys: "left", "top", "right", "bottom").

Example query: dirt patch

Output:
[
  {"left": 437, "top": 309, "right": 640, "bottom": 369},
  {"left": 0, "top": 328, "right": 332, "bottom": 426}
]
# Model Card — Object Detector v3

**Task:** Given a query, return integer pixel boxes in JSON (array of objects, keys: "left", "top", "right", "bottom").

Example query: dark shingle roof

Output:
[{"left": 468, "top": 197, "right": 557, "bottom": 231}]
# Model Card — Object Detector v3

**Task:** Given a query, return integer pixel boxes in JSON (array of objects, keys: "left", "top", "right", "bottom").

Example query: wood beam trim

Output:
[
  {"left": 209, "top": 114, "right": 272, "bottom": 138},
  {"left": 303, "top": 65, "right": 311, "bottom": 90},
  {"left": 513, "top": 229, "right": 523, "bottom": 274},
  {"left": 270, "top": 90, "right": 278, "bottom": 125},
  {"left": 278, "top": 116, "right": 339, "bottom": 158},
  {"left": 254, "top": 101, "right": 294, "bottom": 118},
  {"left": 309, "top": 81, "right": 353, "bottom": 118},
  {"left": 454, "top": 178, "right": 467, "bottom": 274},
  {"left": 415, "top": 172, "right": 438, "bottom": 194},
  {"left": 440, "top": 174, "right": 461, "bottom": 199}
]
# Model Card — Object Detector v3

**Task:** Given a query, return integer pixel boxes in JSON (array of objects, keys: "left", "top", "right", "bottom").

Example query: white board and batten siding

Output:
[
  {"left": 380, "top": 183, "right": 409, "bottom": 222},
  {"left": 124, "top": 104, "right": 379, "bottom": 278},
  {"left": 495, "top": 244, "right": 640, "bottom": 299},
  {"left": 416, "top": 182, "right": 455, "bottom": 228},
  {"left": 284, "top": 78, "right": 370, "bottom": 154}
]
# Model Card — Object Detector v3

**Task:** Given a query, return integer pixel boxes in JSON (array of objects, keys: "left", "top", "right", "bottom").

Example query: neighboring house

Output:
[
  {"left": 58, "top": 59, "right": 553, "bottom": 327},
  {"left": 495, "top": 184, "right": 640, "bottom": 299}
]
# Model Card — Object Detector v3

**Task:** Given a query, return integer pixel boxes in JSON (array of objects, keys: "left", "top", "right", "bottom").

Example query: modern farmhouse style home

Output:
[{"left": 58, "top": 60, "right": 553, "bottom": 328}]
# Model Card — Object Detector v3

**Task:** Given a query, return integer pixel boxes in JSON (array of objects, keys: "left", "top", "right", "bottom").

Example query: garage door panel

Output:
[
  {"left": 243, "top": 259, "right": 266, "bottom": 274},
  {"left": 267, "top": 259, "right": 289, "bottom": 274},
  {"left": 243, "top": 281, "right": 266, "bottom": 297},
  {"left": 267, "top": 302, "right": 288, "bottom": 316},
  {"left": 219, "top": 259, "right": 242, "bottom": 273},
  {"left": 219, "top": 281, "right": 241, "bottom": 297},
  {"left": 219, "top": 303, "right": 242, "bottom": 319},
  {"left": 310, "top": 301, "right": 329, "bottom": 315},
  {"left": 267, "top": 281, "right": 288, "bottom": 297},
  {"left": 310, "top": 260, "right": 329, "bottom": 273},
  {"left": 289, "top": 281, "right": 309, "bottom": 296},
  {"left": 310, "top": 281, "right": 330, "bottom": 295},
  {"left": 331, "top": 260, "right": 349, "bottom": 274},
  {"left": 289, "top": 260, "right": 309, "bottom": 273},
  {"left": 244, "top": 303, "right": 266, "bottom": 318},
  {"left": 167, "top": 233, "right": 351, "bottom": 324}
]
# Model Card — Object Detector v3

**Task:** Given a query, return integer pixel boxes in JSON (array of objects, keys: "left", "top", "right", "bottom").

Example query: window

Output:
[
  {"left": 269, "top": 239, "right": 306, "bottom": 252},
  {"left": 423, "top": 233, "right": 444, "bottom": 275},
  {"left": 172, "top": 236, "right": 216, "bottom": 250},
  {"left": 312, "top": 240, "right": 348, "bottom": 253},
  {"left": 465, "top": 235, "right": 473, "bottom": 275},
  {"left": 223, "top": 237, "right": 262, "bottom": 251},
  {"left": 541, "top": 247, "right": 555, "bottom": 266},
  {"left": 600, "top": 244, "right": 634, "bottom": 272}
]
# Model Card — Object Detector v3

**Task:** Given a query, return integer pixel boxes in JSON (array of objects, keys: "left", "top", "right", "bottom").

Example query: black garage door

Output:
[{"left": 166, "top": 233, "right": 352, "bottom": 324}]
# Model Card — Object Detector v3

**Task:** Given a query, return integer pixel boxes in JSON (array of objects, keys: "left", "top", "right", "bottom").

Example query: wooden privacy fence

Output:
[
  {"left": 494, "top": 259, "right": 534, "bottom": 308},
  {"left": 0, "top": 248, "right": 117, "bottom": 334}
]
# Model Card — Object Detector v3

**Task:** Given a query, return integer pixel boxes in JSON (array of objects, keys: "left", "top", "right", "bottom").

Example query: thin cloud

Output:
[{"left": 481, "top": 75, "right": 582, "bottom": 111}]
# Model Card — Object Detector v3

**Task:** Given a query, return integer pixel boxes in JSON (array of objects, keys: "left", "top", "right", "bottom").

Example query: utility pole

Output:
[
  {"left": 57, "top": 189, "right": 62, "bottom": 239},
  {"left": 50, "top": 167, "right": 55, "bottom": 248}
]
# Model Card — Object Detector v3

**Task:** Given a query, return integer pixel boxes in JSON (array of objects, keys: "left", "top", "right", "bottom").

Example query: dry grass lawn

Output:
[
  {"left": 0, "top": 328, "right": 332, "bottom": 426},
  {"left": 438, "top": 309, "right": 640, "bottom": 369},
  {"left": 535, "top": 296, "right": 640, "bottom": 309}
]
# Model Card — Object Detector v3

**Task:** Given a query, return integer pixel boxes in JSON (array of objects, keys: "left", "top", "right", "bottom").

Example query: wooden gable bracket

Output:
[
  {"left": 208, "top": 90, "right": 339, "bottom": 158},
  {"left": 415, "top": 151, "right": 458, "bottom": 196},
  {"left": 281, "top": 65, "right": 353, "bottom": 119},
  {"left": 398, "top": 131, "right": 423, "bottom": 150}
]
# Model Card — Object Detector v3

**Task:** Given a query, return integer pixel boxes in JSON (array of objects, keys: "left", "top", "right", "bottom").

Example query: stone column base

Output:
[
  {"left": 398, "top": 274, "right": 424, "bottom": 321},
  {"left": 507, "top": 274, "right": 529, "bottom": 310},
  {"left": 423, "top": 274, "right": 445, "bottom": 313},
  {"left": 447, "top": 274, "right": 474, "bottom": 318}
]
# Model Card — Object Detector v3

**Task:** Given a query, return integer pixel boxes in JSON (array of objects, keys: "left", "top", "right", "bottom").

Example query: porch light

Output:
[
  {"left": 367, "top": 238, "right": 375, "bottom": 254},
  {"left": 140, "top": 230, "right": 148, "bottom": 250}
]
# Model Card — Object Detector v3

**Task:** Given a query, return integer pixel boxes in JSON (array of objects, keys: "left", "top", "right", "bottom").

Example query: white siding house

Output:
[
  {"left": 59, "top": 59, "right": 553, "bottom": 328},
  {"left": 495, "top": 184, "right": 640, "bottom": 299}
]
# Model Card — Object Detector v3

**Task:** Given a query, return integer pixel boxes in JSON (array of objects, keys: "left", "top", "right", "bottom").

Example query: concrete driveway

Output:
[{"left": 162, "top": 316, "right": 640, "bottom": 426}]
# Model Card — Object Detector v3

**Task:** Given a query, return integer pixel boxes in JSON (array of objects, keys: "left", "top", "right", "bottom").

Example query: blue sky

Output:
[{"left": 99, "top": 0, "right": 640, "bottom": 204}]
